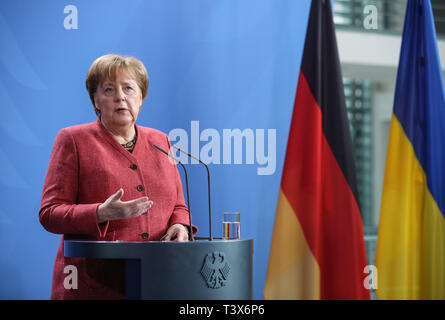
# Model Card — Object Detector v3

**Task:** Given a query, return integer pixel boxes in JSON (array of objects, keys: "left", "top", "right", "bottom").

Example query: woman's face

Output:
[{"left": 94, "top": 68, "right": 143, "bottom": 131}]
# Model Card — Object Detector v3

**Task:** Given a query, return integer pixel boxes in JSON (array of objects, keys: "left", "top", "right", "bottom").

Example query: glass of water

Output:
[{"left": 223, "top": 212, "right": 240, "bottom": 240}]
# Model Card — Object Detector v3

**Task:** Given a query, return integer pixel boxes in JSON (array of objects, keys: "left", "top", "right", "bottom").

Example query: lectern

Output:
[{"left": 64, "top": 239, "right": 253, "bottom": 299}]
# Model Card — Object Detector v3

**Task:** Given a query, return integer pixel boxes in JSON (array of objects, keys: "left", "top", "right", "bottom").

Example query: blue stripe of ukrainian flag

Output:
[{"left": 376, "top": 0, "right": 445, "bottom": 299}]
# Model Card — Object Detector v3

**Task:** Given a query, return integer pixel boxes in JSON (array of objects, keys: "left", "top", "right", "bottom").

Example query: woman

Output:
[{"left": 39, "top": 54, "right": 195, "bottom": 299}]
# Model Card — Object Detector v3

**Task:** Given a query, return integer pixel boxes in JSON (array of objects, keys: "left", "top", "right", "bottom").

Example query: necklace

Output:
[{"left": 121, "top": 130, "right": 137, "bottom": 150}]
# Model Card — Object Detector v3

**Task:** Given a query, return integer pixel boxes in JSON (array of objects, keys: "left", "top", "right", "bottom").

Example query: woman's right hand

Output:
[{"left": 97, "top": 188, "right": 153, "bottom": 223}]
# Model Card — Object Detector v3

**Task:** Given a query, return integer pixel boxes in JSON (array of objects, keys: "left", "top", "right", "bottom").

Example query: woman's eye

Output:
[
  {"left": 104, "top": 87, "right": 113, "bottom": 93},
  {"left": 125, "top": 86, "right": 133, "bottom": 91}
]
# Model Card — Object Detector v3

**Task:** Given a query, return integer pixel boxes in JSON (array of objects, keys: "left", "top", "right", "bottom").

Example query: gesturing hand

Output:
[{"left": 97, "top": 188, "right": 153, "bottom": 223}]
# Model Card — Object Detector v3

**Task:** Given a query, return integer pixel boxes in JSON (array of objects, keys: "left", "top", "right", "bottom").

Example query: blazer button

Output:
[
  {"left": 137, "top": 185, "right": 144, "bottom": 191},
  {"left": 141, "top": 232, "right": 149, "bottom": 239},
  {"left": 130, "top": 164, "right": 138, "bottom": 170}
]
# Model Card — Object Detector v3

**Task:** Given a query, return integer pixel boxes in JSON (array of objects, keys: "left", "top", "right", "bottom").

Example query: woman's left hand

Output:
[{"left": 162, "top": 224, "right": 190, "bottom": 242}]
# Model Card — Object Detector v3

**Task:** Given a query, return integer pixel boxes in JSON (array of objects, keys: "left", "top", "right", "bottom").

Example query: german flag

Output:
[{"left": 264, "top": 0, "right": 370, "bottom": 299}]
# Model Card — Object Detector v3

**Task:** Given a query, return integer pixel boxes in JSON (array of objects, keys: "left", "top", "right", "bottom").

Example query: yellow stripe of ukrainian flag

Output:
[{"left": 376, "top": 115, "right": 445, "bottom": 299}]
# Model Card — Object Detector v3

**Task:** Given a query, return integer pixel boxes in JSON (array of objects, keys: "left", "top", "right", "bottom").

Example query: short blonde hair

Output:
[{"left": 85, "top": 54, "right": 149, "bottom": 115}]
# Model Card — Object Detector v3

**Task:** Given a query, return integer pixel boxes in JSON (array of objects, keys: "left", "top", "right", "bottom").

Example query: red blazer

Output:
[{"left": 39, "top": 119, "right": 193, "bottom": 299}]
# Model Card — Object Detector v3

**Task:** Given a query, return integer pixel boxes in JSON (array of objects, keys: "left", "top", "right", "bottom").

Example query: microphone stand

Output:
[
  {"left": 172, "top": 146, "right": 213, "bottom": 241},
  {"left": 153, "top": 144, "right": 194, "bottom": 241}
]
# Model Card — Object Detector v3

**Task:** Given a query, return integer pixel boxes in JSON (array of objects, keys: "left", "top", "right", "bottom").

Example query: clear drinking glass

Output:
[{"left": 223, "top": 212, "right": 240, "bottom": 240}]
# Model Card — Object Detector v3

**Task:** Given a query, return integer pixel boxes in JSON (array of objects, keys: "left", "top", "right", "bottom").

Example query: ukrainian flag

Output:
[{"left": 376, "top": 0, "right": 445, "bottom": 299}]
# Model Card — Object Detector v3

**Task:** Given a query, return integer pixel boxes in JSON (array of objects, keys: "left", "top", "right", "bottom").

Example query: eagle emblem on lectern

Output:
[{"left": 200, "top": 251, "right": 230, "bottom": 289}]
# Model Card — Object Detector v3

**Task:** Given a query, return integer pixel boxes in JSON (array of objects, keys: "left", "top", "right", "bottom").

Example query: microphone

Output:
[
  {"left": 172, "top": 146, "right": 213, "bottom": 241},
  {"left": 153, "top": 144, "right": 194, "bottom": 242}
]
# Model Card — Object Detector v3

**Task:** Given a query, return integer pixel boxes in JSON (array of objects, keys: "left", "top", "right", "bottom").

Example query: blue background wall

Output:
[{"left": 0, "top": 0, "right": 310, "bottom": 299}]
